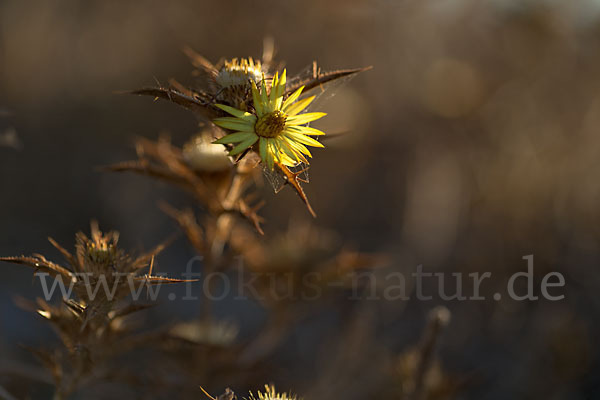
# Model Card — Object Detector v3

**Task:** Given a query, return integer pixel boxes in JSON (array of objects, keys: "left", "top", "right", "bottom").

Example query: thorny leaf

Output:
[
  {"left": 0, "top": 255, "right": 73, "bottom": 281},
  {"left": 102, "top": 159, "right": 189, "bottom": 187},
  {"left": 135, "top": 275, "right": 199, "bottom": 285},
  {"left": 131, "top": 235, "right": 176, "bottom": 270},
  {"left": 275, "top": 162, "right": 316, "bottom": 217},
  {"left": 285, "top": 63, "right": 373, "bottom": 97},
  {"left": 128, "top": 87, "right": 219, "bottom": 120},
  {"left": 168, "top": 78, "right": 198, "bottom": 98},
  {"left": 48, "top": 237, "right": 78, "bottom": 271}
]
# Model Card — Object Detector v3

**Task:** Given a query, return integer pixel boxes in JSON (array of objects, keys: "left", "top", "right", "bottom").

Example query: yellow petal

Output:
[
  {"left": 284, "top": 130, "right": 325, "bottom": 148},
  {"left": 269, "top": 72, "right": 278, "bottom": 105},
  {"left": 277, "top": 70, "right": 287, "bottom": 96},
  {"left": 287, "top": 125, "right": 326, "bottom": 136},
  {"left": 274, "top": 137, "right": 299, "bottom": 165},
  {"left": 269, "top": 71, "right": 284, "bottom": 111},
  {"left": 276, "top": 144, "right": 298, "bottom": 166},
  {"left": 281, "top": 137, "right": 309, "bottom": 163},
  {"left": 282, "top": 135, "right": 312, "bottom": 158},
  {"left": 272, "top": 71, "right": 279, "bottom": 90},
  {"left": 280, "top": 155, "right": 297, "bottom": 167},
  {"left": 268, "top": 139, "right": 282, "bottom": 163},
  {"left": 251, "top": 81, "right": 264, "bottom": 116},
  {"left": 282, "top": 86, "right": 305, "bottom": 111},
  {"left": 283, "top": 95, "right": 315, "bottom": 116},
  {"left": 265, "top": 139, "right": 275, "bottom": 170},
  {"left": 260, "top": 75, "right": 270, "bottom": 113},
  {"left": 277, "top": 150, "right": 296, "bottom": 167},
  {"left": 286, "top": 112, "right": 327, "bottom": 125}
]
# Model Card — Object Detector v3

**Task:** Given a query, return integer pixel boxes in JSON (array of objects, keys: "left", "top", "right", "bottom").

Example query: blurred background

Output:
[{"left": 1, "top": 0, "right": 599, "bottom": 398}]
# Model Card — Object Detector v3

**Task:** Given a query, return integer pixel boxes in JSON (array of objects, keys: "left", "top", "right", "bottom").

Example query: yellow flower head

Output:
[
  {"left": 247, "top": 385, "right": 299, "bottom": 400},
  {"left": 213, "top": 69, "right": 326, "bottom": 170}
]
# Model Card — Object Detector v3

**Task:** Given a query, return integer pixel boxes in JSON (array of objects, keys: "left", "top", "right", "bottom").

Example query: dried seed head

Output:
[
  {"left": 183, "top": 132, "right": 232, "bottom": 172},
  {"left": 255, "top": 110, "right": 287, "bottom": 138},
  {"left": 216, "top": 58, "right": 263, "bottom": 88}
]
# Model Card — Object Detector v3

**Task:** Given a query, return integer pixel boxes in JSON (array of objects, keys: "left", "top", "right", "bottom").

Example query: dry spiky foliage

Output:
[
  {"left": 164, "top": 213, "right": 388, "bottom": 367},
  {"left": 104, "top": 132, "right": 265, "bottom": 234},
  {"left": 228, "top": 221, "right": 388, "bottom": 307},
  {"left": 3, "top": 43, "right": 379, "bottom": 399},
  {"left": 0, "top": 221, "right": 194, "bottom": 399},
  {"left": 1, "top": 221, "right": 190, "bottom": 299},
  {"left": 102, "top": 133, "right": 389, "bottom": 393}
]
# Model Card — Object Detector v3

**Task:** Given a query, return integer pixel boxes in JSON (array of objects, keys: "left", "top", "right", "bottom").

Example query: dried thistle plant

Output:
[
  {"left": 0, "top": 221, "right": 193, "bottom": 399},
  {"left": 3, "top": 41, "right": 377, "bottom": 399},
  {"left": 127, "top": 41, "right": 370, "bottom": 216},
  {"left": 102, "top": 44, "right": 383, "bottom": 397}
]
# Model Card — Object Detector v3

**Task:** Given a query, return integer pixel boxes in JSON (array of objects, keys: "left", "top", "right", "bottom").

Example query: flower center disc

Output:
[{"left": 255, "top": 110, "right": 287, "bottom": 138}]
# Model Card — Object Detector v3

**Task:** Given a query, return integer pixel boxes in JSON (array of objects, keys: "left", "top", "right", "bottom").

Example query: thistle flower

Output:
[
  {"left": 212, "top": 70, "right": 326, "bottom": 170},
  {"left": 247, "top": 385, "right": 299, "bottom": 400}
]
